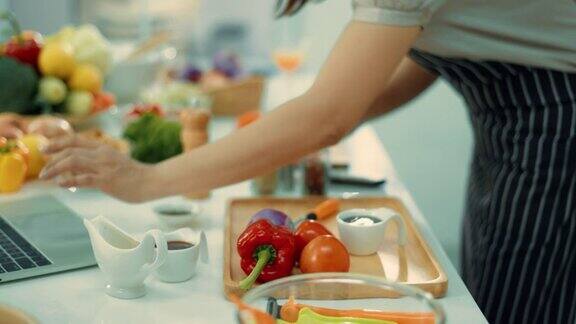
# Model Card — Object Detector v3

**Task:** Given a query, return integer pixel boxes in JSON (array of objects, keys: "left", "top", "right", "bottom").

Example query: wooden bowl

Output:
[{"left": 206, "top": 76, "right": 265, "bottom": 116}]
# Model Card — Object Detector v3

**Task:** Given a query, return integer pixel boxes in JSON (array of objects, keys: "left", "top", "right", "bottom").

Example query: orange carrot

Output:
[
  {"left": 237, "top": 110, "right": 261, "bottom": 128},
  {"left": 280, "top": 299, "right": 435, "bottom": 324},
  {"left": 313, "top": 198, "right": 340, "bottom": 220},
  {"left": 229, "top": 294, "right": 276, "bottom": 324}
]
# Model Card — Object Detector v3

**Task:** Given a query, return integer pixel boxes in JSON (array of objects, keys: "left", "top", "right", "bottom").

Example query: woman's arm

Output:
[
  {"left": 363, "top": 57, "right": 437, "bottom": 121},
  {"left": 41, "top": 22, "right": 420, "bottom": 202}
]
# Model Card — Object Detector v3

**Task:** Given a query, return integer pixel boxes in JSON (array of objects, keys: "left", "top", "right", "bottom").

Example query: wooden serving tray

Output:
[{"left": 223, "top": 197, "right": 448, "bottom": 299}]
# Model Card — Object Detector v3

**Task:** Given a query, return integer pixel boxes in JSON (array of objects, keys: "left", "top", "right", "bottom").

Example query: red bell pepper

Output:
[
  {"left": 1, "top": 11, "right": 42, "bottom": 69},
  {"left": 237, "top": 219, "right": 296, "bottom": 290}
]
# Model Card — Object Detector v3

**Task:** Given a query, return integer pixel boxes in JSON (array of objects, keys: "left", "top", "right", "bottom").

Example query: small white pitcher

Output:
[
  {"left": 83, "top": 216, "right": 168, "bottom": 299},
  {"left": 154, "top": 228, "right": 209, "bottom": 283},
  {"left": 337, "top": 207, "right": 407, "bottom": 256}
]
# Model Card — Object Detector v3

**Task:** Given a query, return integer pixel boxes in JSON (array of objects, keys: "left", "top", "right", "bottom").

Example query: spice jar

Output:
[
  {"left": 251, "top": 171, "right": 278, "bottom": 196},
  {"left": 180, "top": 108, "right": 211, "bottom": 199},
  {"left": 301, "top": 150, "right": 330, "bottom": 196},
  {"left": 277, "top": 164, "right": 296, "bottom": 194}
]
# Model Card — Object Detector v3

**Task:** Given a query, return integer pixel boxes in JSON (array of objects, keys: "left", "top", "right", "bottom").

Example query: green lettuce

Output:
[{"left": 123, "top": 113, "right": 183, "bottom": 163}]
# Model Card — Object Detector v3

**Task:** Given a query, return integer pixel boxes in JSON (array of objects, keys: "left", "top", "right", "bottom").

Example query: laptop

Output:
[{"left": 0, "top": 195, "right": 95, "bottom": 283}]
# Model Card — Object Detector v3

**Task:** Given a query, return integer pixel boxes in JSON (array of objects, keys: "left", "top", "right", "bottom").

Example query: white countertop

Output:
[{"left": 0, "top": 77, "right": 488, "bottom": 324}]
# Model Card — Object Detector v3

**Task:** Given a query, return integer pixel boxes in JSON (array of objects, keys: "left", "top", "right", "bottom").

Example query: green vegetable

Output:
[
  {"left": 0, "top": 56, "right": 39, "bottom": 114},
  {"left": 280, "top": 308, "right": 395, "bottom": 324},
  {"left": 123, "top": 113, "right": 182, "bottom": 164}
]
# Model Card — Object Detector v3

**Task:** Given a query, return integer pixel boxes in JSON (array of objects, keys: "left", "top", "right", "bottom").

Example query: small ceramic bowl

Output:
[
  {"left": 153, "top": 202, "right": 200, "bottom": 229},
  {"left": 337, "top": 207, "right": 407, "bottom": 256},
  {"left": 153, "top": 228, "right": 209, "bottom": 283}
]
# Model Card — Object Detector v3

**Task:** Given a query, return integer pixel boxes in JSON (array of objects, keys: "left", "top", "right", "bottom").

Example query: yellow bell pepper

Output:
[
  {"left": 20, "top": 134, "right": 47, "bottom": 178},
  {"left": 0, "top": 139, "right": 29, "bottom": 193}
]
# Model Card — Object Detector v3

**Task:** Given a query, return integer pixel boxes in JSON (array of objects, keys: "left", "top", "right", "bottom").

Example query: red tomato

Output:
[
  {"left": 299, "top": 235, "right": 350, "bottom": 273},
  {"left": 294, "top": 220, "right": 332, "bottom": 259},
  {"left": 127, "top": 103, "right": 164, "bottom": 117},
  {"left": 92, "top": 92, "right": 116, "bottom": 113}
]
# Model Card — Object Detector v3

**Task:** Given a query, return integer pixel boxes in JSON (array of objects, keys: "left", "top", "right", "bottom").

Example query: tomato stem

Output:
[{"left": 239, "top": 248, "right": 272, "bottom": 290}]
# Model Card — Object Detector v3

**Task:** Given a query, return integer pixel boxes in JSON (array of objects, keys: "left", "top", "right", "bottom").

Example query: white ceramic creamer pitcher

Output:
[{"left": 84, "top": 216, "right": 168, "bottom": 299}]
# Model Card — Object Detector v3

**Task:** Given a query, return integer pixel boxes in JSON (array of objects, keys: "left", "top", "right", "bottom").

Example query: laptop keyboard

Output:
[{"left": 0, "top": 217, "right": 52, "bottom": 273}]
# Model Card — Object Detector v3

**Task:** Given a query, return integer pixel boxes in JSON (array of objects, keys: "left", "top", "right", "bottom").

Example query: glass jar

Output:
[
  {"left": 300, "top": 149, "right": 330, "bottom": 196},
  {"left": 276, "top": 164, "right": 296, "bottom": 195},
  {"left": 251, "top": 170, "right": 279, "bottom": 196}
]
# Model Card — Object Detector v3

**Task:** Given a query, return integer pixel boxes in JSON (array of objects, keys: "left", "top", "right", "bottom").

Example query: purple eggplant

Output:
[
  {"left": 249, "top": 208, "right": 294, "bottom": 231},
  {"left": 181, "top": 65, "right": 203, "bottom": 83},
  {"left": 212, "top": 51, "right": 242, "bottom": 79}
]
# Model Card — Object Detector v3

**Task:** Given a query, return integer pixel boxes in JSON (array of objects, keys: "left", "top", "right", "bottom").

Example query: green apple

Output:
[
  {"left": 38, "top": 76, "right": 67, "bottom": 104},
  {"left": 65, "top": 90, "right": 93, "bottom": 117}
]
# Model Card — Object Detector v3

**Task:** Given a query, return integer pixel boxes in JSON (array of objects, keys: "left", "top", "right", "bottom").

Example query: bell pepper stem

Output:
[
  {"left": 239, "top": 248, "right": 272, "bottom": 290},
  {"left": 0, "top": 11, "right": 23, "bottom": 45}
]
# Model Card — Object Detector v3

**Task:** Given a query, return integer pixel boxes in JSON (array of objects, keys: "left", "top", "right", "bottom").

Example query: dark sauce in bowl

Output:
[{"left": 156, "top": 207, "right": 192, "bottom": 216}]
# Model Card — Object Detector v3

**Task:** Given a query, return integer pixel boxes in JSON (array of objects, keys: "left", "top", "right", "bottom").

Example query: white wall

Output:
[
  {"left": 9, "top": 0, "right": 73, "bottom": 34},
  {"left": 300, "top": 0, "right": 350, "bottom": 70},
  {"left": 194, "top": 0, "right": 274, "bottom": 56},
  {"left": 192, "top": 0, "right": 349, "bottom": 68}
]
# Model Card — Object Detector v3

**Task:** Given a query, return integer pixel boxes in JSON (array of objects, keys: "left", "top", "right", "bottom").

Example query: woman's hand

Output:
[
  {"left": 0, "top": 113, "right": 25, "bottom": 138},
  {"left": 39, "top": 135, "right": 155, "bottom": 203}
]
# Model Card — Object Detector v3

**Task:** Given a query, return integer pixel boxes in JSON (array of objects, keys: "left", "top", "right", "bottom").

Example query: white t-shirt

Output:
[{"left": 352, "top": 0, "right": 576, "bottom": 72}]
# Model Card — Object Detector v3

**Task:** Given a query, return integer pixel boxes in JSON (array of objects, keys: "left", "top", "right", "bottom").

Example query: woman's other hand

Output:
[
  {"left": 0, "top": 113, "right": 25, "bottom": 139},
  {"left": 39, "top": 135, "right": 154, "bottom": 203},
  {"left": 0, "top": 123, "right": 23, "bottom": 139}
]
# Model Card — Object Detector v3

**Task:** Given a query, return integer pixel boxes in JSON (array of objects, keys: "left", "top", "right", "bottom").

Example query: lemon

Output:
[
  {"left": 68, "top": 64, "right": 102, "bottom": 93},
  {"left": 39, "top": 42, "right": 76, "bottom": 79},
  {"left": 20, "top": 135, "right": 48, "bottom": 179}
]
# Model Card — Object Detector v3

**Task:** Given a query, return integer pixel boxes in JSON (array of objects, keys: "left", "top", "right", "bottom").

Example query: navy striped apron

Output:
[{"left": 410, "top": 50, "right": 576, "bottom": 324}]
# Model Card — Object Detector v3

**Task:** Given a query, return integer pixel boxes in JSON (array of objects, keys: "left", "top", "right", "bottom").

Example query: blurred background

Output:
[{"left": 0, "top": 0, "right": 471, "bottom": 269}]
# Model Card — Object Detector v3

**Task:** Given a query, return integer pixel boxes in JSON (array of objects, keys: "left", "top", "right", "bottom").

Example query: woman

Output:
[{"left": 40, "top": 0, "right": 576, "bottom": 323}]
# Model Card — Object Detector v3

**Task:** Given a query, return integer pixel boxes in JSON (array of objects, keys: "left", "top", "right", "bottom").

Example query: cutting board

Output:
[{"left": 223, "top": 197, "right": 448, "bottom": 299}]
